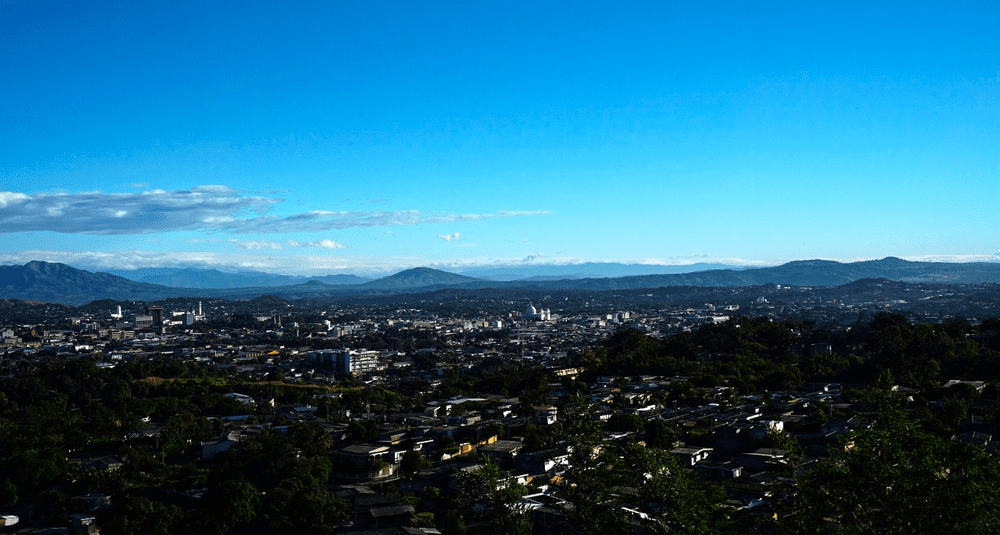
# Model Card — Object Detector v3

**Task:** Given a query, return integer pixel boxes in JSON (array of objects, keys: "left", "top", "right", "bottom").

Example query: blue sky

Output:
[{"left": 2, "top": 1, "right": 998, "bottom": 275}]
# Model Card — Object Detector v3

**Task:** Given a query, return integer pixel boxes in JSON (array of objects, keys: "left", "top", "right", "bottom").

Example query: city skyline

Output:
[{"left": 3, "top": 1, "right": 999, "bottom": 275}]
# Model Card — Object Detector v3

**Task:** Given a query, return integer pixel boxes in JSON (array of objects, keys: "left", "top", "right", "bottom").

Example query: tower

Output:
[{"left": 146, "top": 306, "right": 163, "bottom": 327}]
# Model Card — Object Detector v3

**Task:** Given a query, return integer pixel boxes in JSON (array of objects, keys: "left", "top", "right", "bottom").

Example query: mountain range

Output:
[
  {"left": 105, "top": 267, "right": 372, "bottom": 288},
  {"left": 104, "top": 262, "right": 739, "bottom": 287},
  {"left": 455, "top": 262, "right": 746, "bottom": 280},
  {"left": 2, "top": 257, "right": 1000, "bottom": 305}
]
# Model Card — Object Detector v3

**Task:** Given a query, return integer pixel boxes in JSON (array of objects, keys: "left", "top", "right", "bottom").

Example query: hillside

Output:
[{"left": 0, "top": 261, "right": 201, "bottom": 305}]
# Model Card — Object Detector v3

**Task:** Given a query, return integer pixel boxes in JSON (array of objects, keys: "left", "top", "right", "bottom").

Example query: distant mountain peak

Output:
[
  {"left": 361, "top": 267, "right": 481, "bottom": 290},
  {"left": 249, "top": 294, "right": 289, "bottom": 306},
  {"left": 873, "top": 256, "right": 911, "bottom": 265},
  {"left": 397, "top": 267, "right": 450, "bottom": 275},
  {"left": 24, "top": 260, "right": 62, "bottom": 272}
]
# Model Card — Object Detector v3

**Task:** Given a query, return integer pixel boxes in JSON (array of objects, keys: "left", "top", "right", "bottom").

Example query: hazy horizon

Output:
[
  {"left": 6, "top": 255, "right": 1000, "bottom": 280},
  {"left": 3, "top": 2, "right": 998, "bottom": 276}
]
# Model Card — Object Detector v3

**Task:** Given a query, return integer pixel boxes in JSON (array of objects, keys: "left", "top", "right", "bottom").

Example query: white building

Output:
[
  {"left": 522, "top": 305, "right": 551, "bottom": 321},
  {"left": 310, "top": 349, "right": 382, "bottom": 377}
]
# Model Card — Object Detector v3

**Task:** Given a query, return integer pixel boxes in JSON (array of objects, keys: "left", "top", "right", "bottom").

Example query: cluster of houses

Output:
[{"left": 163, "top": 373, "right": 992, "bottom": 532}]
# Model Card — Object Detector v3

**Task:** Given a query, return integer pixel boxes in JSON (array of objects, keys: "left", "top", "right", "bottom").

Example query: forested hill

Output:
[{"left": 0, "top": 261, "right": 194, "bottom": 304}]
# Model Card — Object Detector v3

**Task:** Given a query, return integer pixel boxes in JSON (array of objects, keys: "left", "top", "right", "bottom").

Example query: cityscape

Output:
[
  {"left": 4, "top": 1, "right": 1000, "bottom": 533},
  {"left": 2, "top": 259, "right": 1000, "bottom": 533}
]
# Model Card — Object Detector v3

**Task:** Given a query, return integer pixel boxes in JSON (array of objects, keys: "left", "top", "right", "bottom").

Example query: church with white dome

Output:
[{"left": 521, "top": 304, "right": 551, "bottom": 321}]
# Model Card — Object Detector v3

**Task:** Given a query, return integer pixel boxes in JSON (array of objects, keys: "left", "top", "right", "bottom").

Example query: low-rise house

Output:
[
  {"left": 69, "top": 513, "right": 98, "bottom": 534},
  {"left": 334, "top": 444, "right": 396, "bottom": 483},
  {"left": 378, "top": 429, "right": 408, "bottom": 446},
  {"left": 821, "top": 416, "right": 867, "bottom": 436},
  {"left": 532, "top": 406, "right": 558, "bottom": 425},
  {"left": 694, "top": 460, "right": 743, "bottom": 480},
  {"left": 446, "top": 413, "right": 481, "bottom": 426},
  {"left": 748, "top": 420, "right": 784, "bottom": 441},
  {"left": 516, "top": 448, "right": 571, "bottom": 476},
  {"left": 714, "top": 422, "right": 751, "bottom": 452},
  {"left": 671, "top": 446, "right": 713, "bottom": 467},
  {"left": 83, "top": 455, "right": 123, "bottom": 471},
  {"left": 738, "top": 448, "right": 788, "bottom": 472},
  {"left": 480, "top": 439, "right": 524, "bottom": 463}
]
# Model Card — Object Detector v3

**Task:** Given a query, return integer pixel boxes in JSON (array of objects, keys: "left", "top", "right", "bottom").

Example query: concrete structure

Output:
[
  {"left": 310, "top": 348, "right": 381, "bottom": 377},
  {"left": 147, "top": 306, "right": 163, "bottom": 327}
]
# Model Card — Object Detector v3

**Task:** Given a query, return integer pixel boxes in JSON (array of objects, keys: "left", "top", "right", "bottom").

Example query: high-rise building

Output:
[
  {"left": 146, "top": 306, "right": 163, "bottom": 326},
  {"left": 309, "top": 349, "right": 381, "bottom": 377}
]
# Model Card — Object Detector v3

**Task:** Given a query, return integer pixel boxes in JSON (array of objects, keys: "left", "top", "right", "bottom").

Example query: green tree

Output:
[
  {"left": 793, "top": 377, "right": 1000, "bottom": 533},
  {"left": 564, "top": 440, "right": 731, "bottom": 534},
  {"left": 292, "top": 421, "right": 333, "bottom": 456},
  {"left": 346, "top": 419, "right": 379, "bottom": 442},
  {"left": 98, "top": 495, "right": 185, "bottom": 535},
  {"left": 455, "top": 457, "right": 532, "bottom": 535},
  {"left": 400, "top": 450, "right": 431, "bottom": 479},
  {"left": 644, "top": 419, "right": 679, "bottom": 449},
  {"left": 163, "top": 410, "right": 208, "bottom": 455},
  {"left": 0, "top": 478, "right": 17, "bottom": 507},
  {"left": 34, "top": 488, "right": 69, "bottom": 526},
  {"left": 263, "top": 476, "right": 349, "bottom": 534},
  {"left": 197, "top": 477, "right": 260, "bottom": 534}
]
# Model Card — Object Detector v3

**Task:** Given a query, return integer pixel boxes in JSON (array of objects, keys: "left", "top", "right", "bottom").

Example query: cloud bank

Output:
[{"left": 0, "top": 186, "right": 547, "bottom": 235}]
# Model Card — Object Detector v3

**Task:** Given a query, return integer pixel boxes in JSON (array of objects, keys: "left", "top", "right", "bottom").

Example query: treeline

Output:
[{"left": 577, "top": 313, "right": 1000, "bottom": 391}]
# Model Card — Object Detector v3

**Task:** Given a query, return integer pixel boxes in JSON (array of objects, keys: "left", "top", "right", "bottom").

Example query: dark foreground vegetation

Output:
[{"left": 2, "top": 313, "right": 1000, "bottom": 533}]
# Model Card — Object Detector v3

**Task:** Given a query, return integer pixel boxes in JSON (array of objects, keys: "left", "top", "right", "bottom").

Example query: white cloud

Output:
[
  {"left": 900, "top": 254, "right": 1000, "bottom": 264},
  {"left": 0, "top": 249, "right": 424, "bottom": 276},
  {"left": 228, "top": 239, "right": 284, "bottom": 250},
  {"left": 233, "top": 210, "right": 544, "bottom": 234},
  {"left": 0, "top": 187, "right": 547, "bottom": 235},
  {"left": 305, "top": 239, "right": 348, "bottom": 249},
  {"left": 438, "top": 232, "right": 462, "bottom": 242},
  {"left": 0, "top": 192, "right": 30, "bottom": 208},
  {"left": 0, "top": 186, "right": 279, "bottom": 234},
  {"left": 285, "top": 239, "right": 347, "bottom": 249}
]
